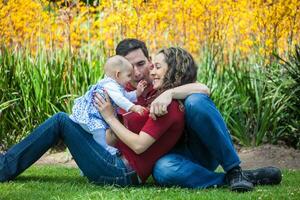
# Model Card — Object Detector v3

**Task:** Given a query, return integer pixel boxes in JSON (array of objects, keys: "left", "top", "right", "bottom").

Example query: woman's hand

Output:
[
  {"left": 94, "top": 92, "right": 115, "bottom": 122},
  {"left": 149, "top": 89, "right": 172, "bottom": 120}
]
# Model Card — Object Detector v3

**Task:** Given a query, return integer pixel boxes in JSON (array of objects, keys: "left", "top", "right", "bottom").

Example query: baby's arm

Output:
[
  {"left": 103, "top": 82, "right": 146, "bottom": 115},
  {"left": 103, "top": 82, "right": 135, "bottom": 112},
  {"left": 123, "top": 80, "right": 147, "bottom": 103}
]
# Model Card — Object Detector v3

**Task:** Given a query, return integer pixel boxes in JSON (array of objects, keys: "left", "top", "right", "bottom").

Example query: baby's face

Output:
[{"left": 116, "top": 65, "right": 133, "bottom": 87}]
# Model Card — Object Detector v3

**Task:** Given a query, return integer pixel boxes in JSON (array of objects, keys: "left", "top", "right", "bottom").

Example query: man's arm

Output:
[
  {"left": 167, "top": 82, "right": 210, "bottom": 99},
  {"left": 149, "top": 82, "right": 209, "bottom": 120}
]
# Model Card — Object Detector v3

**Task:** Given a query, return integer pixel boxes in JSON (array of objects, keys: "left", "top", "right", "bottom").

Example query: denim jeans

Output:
[
  {"left": 153, "top": 94, "right": 241, "bottom": 188},
  {"left": 0, "top": 112, "right": 137, "bottom": 186}
]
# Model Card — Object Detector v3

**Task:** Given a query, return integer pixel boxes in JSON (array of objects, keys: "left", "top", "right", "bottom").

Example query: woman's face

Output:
[{"left": 150, "top": 53, "right": 169, "bottom": 90}]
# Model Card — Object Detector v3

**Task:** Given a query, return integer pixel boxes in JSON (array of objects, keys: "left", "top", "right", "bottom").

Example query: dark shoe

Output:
[
  {"left": 243, "top": 166, "right": 282, "bottom": 185},
  {"left": 226, "top": 167, "right": 254, "bottom": 192}
]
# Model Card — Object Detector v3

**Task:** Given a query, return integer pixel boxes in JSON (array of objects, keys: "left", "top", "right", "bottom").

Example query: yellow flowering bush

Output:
[
  {"left": 0, "top": 0, "right": 299, "bottom": 58},
  {"left": 1, "top": 0, "right": 299, "bottom": 149}
]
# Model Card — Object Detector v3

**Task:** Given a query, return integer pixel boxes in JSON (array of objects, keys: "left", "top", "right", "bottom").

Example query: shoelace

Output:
[{"left": 228, "top": 168, "right": 249, "bottom": 183}]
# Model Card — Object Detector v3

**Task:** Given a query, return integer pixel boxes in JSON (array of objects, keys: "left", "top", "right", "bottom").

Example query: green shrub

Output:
[
  {"left": 0, "top": 47, "right": 105, "bottom": 149},
  {"left": 197, "top": 47, "right": 294, "bottom": 147},
  {"left": 1, "top": 45, "right": 299, "bottom": 150},
  {"left": 265, "top": 45, "right": 300, "bottom": 148}
]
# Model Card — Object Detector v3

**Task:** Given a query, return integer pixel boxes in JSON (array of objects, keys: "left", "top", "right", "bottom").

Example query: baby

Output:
[{"left": 70, "top": 55, "right": 147, "bottom": 155}]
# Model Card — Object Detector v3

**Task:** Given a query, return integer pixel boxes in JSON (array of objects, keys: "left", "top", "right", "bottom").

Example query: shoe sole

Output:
[{"left": 231, "top": 185, "right": 254, "bottom": 192}]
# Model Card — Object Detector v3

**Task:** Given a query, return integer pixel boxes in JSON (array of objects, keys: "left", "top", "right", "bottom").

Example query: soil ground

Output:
[{"left": 35, "top": 144, "right": 300, "bottom": 169}]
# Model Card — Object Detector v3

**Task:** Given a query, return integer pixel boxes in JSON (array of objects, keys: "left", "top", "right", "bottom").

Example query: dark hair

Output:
[
  {"left": 116, "top": 38, "right": 150, "bottom": 59},
  {"left": 158, "top": 47, "right": 198, "bottom": 93}
]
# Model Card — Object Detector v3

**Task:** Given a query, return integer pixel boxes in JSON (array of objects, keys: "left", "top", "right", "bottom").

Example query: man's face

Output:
[{"left": 124, "top": 49, "right": 153, "bottom": 85}]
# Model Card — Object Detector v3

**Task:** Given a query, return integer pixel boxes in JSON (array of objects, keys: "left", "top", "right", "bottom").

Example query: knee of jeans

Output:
[
  {"left": 53, "top": 112, "right": 69, "bottom": 125},
  {"left": 184, "top": 94, "right": 211, "bottom": 119},
  {"left": 55, "top": 112, "right": 68, "bottom": 120},
  {"left": 153, "top": 155, "right": 182, "bottom": 185}
]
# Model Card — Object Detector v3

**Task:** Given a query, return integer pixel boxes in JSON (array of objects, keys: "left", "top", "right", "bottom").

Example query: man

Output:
[{"left": 116, "top": 38, "right": 281, "bottom": 192}]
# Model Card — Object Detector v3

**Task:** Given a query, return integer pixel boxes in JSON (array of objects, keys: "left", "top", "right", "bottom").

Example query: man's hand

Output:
[
  {"left": 149, "top": 89, "right": 173, "bottom": 120},
  {"left": 136, "top": 80, "right": 148, "bottom": 97}
]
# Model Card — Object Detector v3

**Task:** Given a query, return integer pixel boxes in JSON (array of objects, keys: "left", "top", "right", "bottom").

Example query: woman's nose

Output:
[{"left": 150, "top": 67, "right": 156, "bottom": 75}]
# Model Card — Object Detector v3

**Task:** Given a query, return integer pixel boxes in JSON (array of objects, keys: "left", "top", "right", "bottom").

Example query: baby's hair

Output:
[{"left": 104, "top": 55, "right": 132, "bottom": 75}]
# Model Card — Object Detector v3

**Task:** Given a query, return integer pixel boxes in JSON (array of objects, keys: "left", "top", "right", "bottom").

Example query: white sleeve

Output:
[
  {"left": 103, "top": 82, "right": 135, "bottom": 112},
  {"left": 124, "top": 90, "right": 137, "bottom": 103}
]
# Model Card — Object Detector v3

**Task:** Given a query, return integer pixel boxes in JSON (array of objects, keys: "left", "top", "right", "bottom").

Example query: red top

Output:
[{"left": 116, "top": 100, "right": 185, "bottom": 183}]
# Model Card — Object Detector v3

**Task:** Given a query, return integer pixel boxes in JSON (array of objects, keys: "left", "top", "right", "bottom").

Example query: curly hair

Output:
[{"left": 157, "top": 47, "right": 198, "bottom": 93}]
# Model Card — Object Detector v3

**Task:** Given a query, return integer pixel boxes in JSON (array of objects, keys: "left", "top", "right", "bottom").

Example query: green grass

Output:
[{"left": 0, "top": 165, "right": 299, "bottom": 200}]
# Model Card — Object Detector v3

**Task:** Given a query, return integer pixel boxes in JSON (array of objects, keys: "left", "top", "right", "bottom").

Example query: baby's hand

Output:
[
  {"left": 130, "top": 105, "right": 147, "bottom": 116},
  {"left": 136, "top": 80, "right": 148, "bottom": 97}
]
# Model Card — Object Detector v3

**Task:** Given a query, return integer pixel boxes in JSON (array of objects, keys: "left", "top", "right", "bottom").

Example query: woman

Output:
[{"left": 0, "top": 47, "right": 205, "bottom": 185}]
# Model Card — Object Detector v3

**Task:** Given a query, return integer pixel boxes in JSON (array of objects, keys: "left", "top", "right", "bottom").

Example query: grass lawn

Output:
[{"left": 0, "top": 165, "right": 299, "bottom": 200}]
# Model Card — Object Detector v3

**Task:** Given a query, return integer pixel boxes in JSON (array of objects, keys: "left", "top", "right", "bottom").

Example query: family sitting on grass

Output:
[{"left": 0, "top": 39, "right": 282, "bottom": 192}]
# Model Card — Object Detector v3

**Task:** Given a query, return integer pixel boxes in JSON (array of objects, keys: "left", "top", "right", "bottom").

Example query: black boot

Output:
[
  {"left": 226, "top": 167, "right": 254, "bottom": 192},
  {"left": 243, "top": 166, "right": 282, "bottom": 185}
]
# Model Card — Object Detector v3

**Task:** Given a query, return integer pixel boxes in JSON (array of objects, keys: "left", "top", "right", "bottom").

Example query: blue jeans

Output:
[
  {"left": 153, "top": 94, "right": 241, "bottom": 188},
  {"left": 0, "top": 112, "right": 137, "bottom": 186}
]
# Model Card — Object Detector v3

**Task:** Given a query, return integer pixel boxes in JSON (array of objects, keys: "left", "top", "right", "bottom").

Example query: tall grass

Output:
[
  {"left": 0, "top": 47, "right": 105, "bottom": 149},
  {"left": 0, "top": 45, "right": 299, "bottom": 150},
  {"left": 197, "top": 46, "right": 299, "bottom": 148},
  {"left": 266, "top": 46, "right": 300, "bottom": 148}
]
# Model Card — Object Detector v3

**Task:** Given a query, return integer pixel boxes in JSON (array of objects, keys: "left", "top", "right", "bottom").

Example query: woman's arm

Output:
[
  {"left": 105, "top": 129, "right": 118, "bottom": 146},
  {"left": 95, "top": 93, "right": 155, "bottom": 154},
  {"left": 149, "top": 82, "right": 210, "bottom": 119}
]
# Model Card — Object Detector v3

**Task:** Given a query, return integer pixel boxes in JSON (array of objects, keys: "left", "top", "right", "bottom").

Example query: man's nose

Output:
[{"left": 133, "top": 67, "right": 141, "bottom": 76}]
